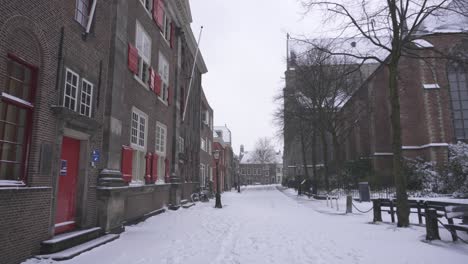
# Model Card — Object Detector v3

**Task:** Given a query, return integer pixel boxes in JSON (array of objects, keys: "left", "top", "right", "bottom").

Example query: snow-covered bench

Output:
[
  {"left": 444, "top": 205, "right": 468, "bottom": 242},
  {"left": 372, "top": 199, "right": 425, "bottom": 224}
]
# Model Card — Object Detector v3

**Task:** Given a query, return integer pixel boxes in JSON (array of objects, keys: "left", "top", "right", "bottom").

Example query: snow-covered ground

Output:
[{"left": 24, "top": 185, "right": 468, "bottom": 264}]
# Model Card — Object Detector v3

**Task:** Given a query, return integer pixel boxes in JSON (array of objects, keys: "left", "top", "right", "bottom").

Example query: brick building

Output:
[
  {"left": 282, "top": 4, "right": 468, "bottom": 189},
  {"left": 97, "top": 0, "right": 207, "bottom": 233},
  {"left": 214, "top": 125, "right": 234, "bottom": 190},
  {"left": 239, "top": 147, "right": 282, "bottom": 185},
  {"left": 0, "top": 0, "right": 208, "bottom": 263},
  {"left": 199, "top": 88, "right": 214, "bottom": 189},
  {"left": 0, "top": 0, "right": 113, "bottom": 263}
]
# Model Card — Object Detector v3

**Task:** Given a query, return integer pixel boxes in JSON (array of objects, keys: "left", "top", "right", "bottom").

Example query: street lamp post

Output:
[
  {"left": 213, "top": 150, "right": 222, "bottom": 208},
  {"left": 237, "top": 169, "right": 241, "bottom": 193}
]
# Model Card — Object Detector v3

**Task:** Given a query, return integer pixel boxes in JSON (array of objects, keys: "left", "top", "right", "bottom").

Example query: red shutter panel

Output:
[
  {"left": 149, "top": 68, "right": 156, "bottom": 91},
  {"left": 170, "top": 22, "right": 175, "bottom": 48},
  {"left": 153, "top": 0, "right": 164, "bottom": 30},
  {"left": 154, "top": 73, "right": 162, "bottom": 96},
  {"left": 152, "top": 153, "right": 159, "bottom": 183},
  {"left": 167, "top": 86, "right": 171, "bottom": 105},
  {"left": 145, "top": 152, "right": 152, "bottom": 184},
  {"left": 128, "top": 43, "right": 139, "bottom": 74},
  {"left": 121, "top": 146, "right": 133, "bottom": 183},
  {"left": 164, "top": 157, "right": 170, "bottom": 183}
]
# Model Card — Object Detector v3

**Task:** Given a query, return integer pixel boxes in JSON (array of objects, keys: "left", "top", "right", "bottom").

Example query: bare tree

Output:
[
  {"left": 252, "top": 137, "right": 277, "bottom": 164},
  {"left": 300, "top": 0, "right": 467, "bottom": 227}
]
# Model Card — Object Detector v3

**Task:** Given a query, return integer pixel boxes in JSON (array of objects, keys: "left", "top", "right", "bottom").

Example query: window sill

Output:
[
  {"left": 0, "top": 180, "right": 25, "bottom": 187},
  {"left": 133, "top": 75, "right": 150, "bottom": 91},
  {"left": 158, "top": 96, "right": 168, "bottom": 106}
]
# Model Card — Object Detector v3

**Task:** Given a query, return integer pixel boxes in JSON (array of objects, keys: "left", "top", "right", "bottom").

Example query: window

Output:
[
  {"left": 156, "top": 122, "right": 167, "bottom": 155},
  {"left": 178, "top": 136, "right": 184, "bottom": 153},
  {"left": 200, "top": 164, "right": 205, "bottom": 187},
  {"left": 80, "top": 79, "right": 93, "bottom": 117},
  {"left": 448, "top": 64, "right": 468, "bottom": 139},
  {"left": 241, "top": 168, "right": 245, "bottom": 175},
  {"left": 158, "top": 52, "right": 169, "bottom": 102},
  {"left": 161, "top": 14, "right": 172, "bottom": 43},
  {"left": 135, "top": 22, "right": 152, "bottom": 85},
  {"left": 1, "top": 56, "right": 36, "bottom": 184},
  {"left": 130, "top": 108, "right": 147, "bottom": 184},
  {"left": 201, "top": 137, "right": 206, "bottom": 152},
  {"left": 64, "top": 69, "right": 79, "bottom": 111},
  {"left": 156, "top": 122, "right": 167, "bottom": 184},
  {"left": 265, "top": 170, "right": 270, "bottom": 176},
  {"left": 64, "top": 68, "right": 94, "bottom": 117},
  {"left": 208, "top": 140, "right": 212, "bottom": 155},
  {"left": 139, "top": 0, "right": 152, "bottom": 13},
  {"left": 75, "top": 0, "right": 90, "bottom": 28}
]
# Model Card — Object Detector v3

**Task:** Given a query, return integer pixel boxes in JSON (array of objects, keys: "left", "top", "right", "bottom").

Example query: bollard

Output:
[
  {"left": 346, "top": 195, "right": 353, "bottom": 214},
  {"left": 336, "top": 198, "right": 339, "bottom": 211},
  {"left": 389, "top": 200, "right": 395, "bottom": 223},
  {"left": 373, "top": 200, "right": 382, "bottom": 222},
  {"left": 326, "top": 195, "right": 329, "bottom": 207},
  {"left": 331, "top": 196, "right": 334, "bottom": 209},
  {"left": 425, "top": 208, "right": 441, "bottom": 241}
]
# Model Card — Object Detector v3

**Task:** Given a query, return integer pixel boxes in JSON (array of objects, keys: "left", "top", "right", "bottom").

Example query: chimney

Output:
[{"left": 240, "top": 144, "right": 244, "bottom": 154}]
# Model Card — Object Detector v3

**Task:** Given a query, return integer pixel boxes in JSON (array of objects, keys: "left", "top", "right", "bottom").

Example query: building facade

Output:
[
  {"left": 213, "top": 126, "right": 234, "bottom": 190},
  {"left": 0, "top": 0, "right": 209, "bottom": 263},
  {"left": 239, "top": 149, "right": 282, "bottom": 185},
  {"left": 199, "top": 88, "right": 213, "bottom": 189},
  {"left": 0, "top": 0, "right": 113, "bottom": 263}
]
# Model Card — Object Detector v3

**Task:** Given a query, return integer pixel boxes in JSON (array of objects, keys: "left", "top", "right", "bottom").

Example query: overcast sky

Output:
[{"left": 190, "top": 0, "right": 322, "bottom": 154}]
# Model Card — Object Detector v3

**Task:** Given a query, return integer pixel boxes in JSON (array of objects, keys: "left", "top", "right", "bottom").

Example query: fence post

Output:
[
  {"left": 326, "top": 195, "right": 329, "bottom": 207},
  {"left": 331, "top": 196, "right": 334, "bottom": 209},
  {"left": 346, "top": 195, "right": 352, "bottom": 214},
  {"left": 425, "top": 208, "right": 441, "bottom": 241},
  {"left": 417, "top": 201, "right": 423, "bottom": 225},
  {"left": 336, "top": 197, "right": 339, "bottom": 211},
  {"left": 389, "top": 200, "right": 395, "bottom": 223},
  {"left": 373, "top": 199, "right": 382, "bottom": 222}
]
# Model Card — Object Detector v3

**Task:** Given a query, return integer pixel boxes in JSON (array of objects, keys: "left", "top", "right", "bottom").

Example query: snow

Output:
[
  {"left": 423, "top": 84, "right": 440, "bottom": 89},
  {"left": 42, "top": 228, "right": 101, "bottom": 244},
  {"left": 0, "top": 180, "right": 25, "bottom": 186},
  {"left": 23, "top": 185, "right": 468, "bottom": 264},
  {"left": 412, "top": 39, "right": 434, "bottom": 48}
]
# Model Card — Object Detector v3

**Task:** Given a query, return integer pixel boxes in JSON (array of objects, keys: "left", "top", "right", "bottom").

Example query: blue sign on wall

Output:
[
  {"left": 60, "top": 160, "right": 67, "bottom": 176},
  {"left": 92, "top": 150, "right": 100, "bottom": 162}
]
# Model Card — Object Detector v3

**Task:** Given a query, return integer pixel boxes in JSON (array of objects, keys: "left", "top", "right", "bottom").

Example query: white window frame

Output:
[
  {"left": 139, "top": 0, "right": 153, "bottom": 14},
  {"left": 158, "top": 52, "right": 170, "bottom": 103},
  {"left": 130, "top": 107, "right": 148, "bottom": 152},
  {"left": 155, "top": 122, "right": 167, "bottom": 155},
  {"left": 178, "top": 136, "right": 184, "bottom": 153},
  {"left": 135, "top": 21, "right": 152, "bottom": 86},
  {"left": 74, "top": 0, "right": 90, "bottom": 28},
  {"left": 161, "top": 13, "right": 172, "bottom": 44},
  {"left": 64, "top": 68, "right": 79, "bottom": 112},
  {"left": 201, "top": 137, "right": 206, "bottom": 152},
  {"left": 80, "top": 79, "right": 93, "bottom": 117}
]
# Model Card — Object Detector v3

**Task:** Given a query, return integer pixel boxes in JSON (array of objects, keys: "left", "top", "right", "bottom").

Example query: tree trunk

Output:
[
  {"left": 299, "top": 122, "right": 310, "bottom": 193},
  {"left": 389, "top": 62, "right": 409, "bottom": 227},
  {"left": 332, "top": 133, "right": 342, "bottom": 189},
  {"left": 311, "top": 126, "right": 318, "bottom": 195},
  {"left": 321, "top": 130, "right": 330, "bottom": 191}
]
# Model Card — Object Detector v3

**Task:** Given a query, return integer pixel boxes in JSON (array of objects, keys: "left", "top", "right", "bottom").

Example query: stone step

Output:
[
  {"left": 36, "top": 234, "right": 119, "bottom": 261},
  {"left": 180, "top": 199, "right": 189, "bottom": 205},
  {"left": 168, "top": 204, "right": 181, "bottom": 210},
  {"left": 182, "top": 203, "right": 196, "bottom": 209},
  {"left": 40, "top": 227, "right": 102, "bottom": 254}
]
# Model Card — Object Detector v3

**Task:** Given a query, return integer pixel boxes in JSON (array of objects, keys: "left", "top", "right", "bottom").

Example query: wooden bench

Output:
[
  {"left": 372, "top": 199, "right": 425, "bottom": 224},
  {"left": 444, "top": 205, "right": 468, "bottom": 242}
]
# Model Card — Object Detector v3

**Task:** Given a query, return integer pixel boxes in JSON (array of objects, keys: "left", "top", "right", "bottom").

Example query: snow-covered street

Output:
[{"left": 25, "top": 185, "right": 468, "bottom": 264}]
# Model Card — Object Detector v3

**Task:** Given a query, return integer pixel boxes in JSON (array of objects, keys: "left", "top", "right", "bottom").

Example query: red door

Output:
[{"left": 55, "top": 136, "right": 80, "bottom": 234}]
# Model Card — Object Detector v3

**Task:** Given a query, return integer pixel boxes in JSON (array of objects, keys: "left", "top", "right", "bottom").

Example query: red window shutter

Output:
[
  {"left": 145, "top": 152, "right": 152, "bottom": 184},
  {"left": 152, "top": 153, "right": 159, "bottom": 183},
  {"left": 170, "top": 22, "right": 175, "bottom": 48},
  {"left": 165, "top": 157, "right": 170, "bottom": 183},
  {"left": 167, "top": 86, "right": 171, "bottom": 105},
  {"left": 153, "top": 0, "right": 164, "bottom": 29},
  {"left": 128, "top": 43, "right": 139, "bottom": 74},
  {"left": 154, "top": 73, "right": 162, "bottom": 96},
  {"left": 121, "top": 146, "right": 133, "bottom": 183},
  {"left": 149, "top": 68, "right": 156, "bottom": 91}
]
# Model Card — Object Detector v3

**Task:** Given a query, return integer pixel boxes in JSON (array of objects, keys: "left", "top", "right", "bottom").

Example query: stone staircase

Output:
[{"left": 36, "top": 227, "right": 119, "bottom": 261}]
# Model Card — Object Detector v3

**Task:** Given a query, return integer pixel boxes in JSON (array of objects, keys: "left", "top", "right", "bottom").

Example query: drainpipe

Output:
[{"left": 86, "top": 0, "right": 98, "bottom": 34}]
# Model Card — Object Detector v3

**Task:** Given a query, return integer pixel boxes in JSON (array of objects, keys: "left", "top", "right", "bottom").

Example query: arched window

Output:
[{"left": 448, "top": 63, "right": 468, "bottom": 140}]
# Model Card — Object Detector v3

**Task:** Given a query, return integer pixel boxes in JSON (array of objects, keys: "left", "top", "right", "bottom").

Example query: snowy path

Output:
[{"left": 25, "top": 185, "right": 468, "bottom": 264}]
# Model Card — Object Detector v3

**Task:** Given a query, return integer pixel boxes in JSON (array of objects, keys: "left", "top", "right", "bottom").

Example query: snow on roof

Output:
[
  {"left": 412, "top": 39, "right": 434, "bottom": 49},
  {"left": 417, "top": 0, "right": 468, "bottom": 35},
  {"left": 214, "top": 126, "right": 232, "bottom": 144}
]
